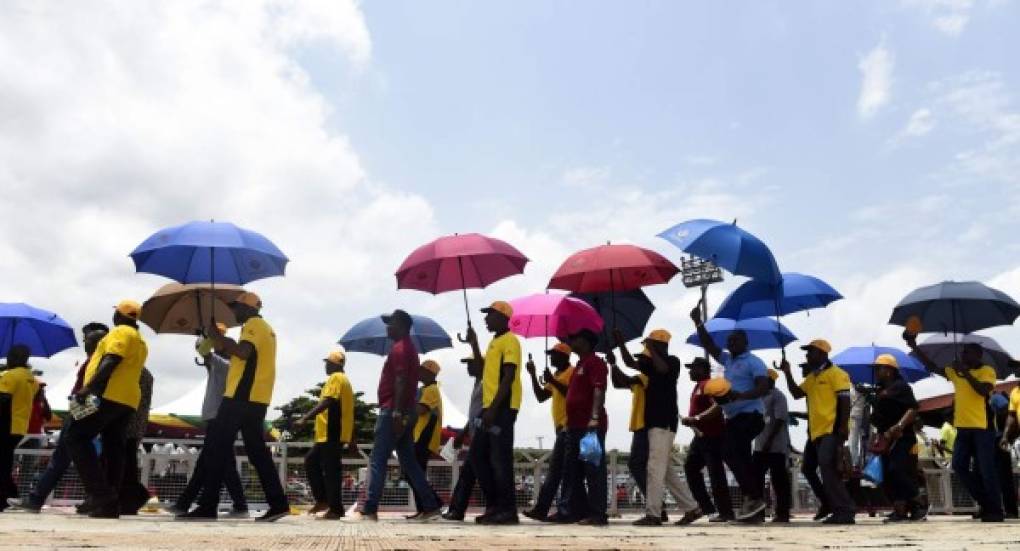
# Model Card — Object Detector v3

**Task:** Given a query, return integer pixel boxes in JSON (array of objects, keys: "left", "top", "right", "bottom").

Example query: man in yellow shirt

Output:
[
  {"left": 66, "top": 301, "right": 148, "bottom": 519},
  {"left": 406, "top": 359, "right": 444, "bottom": 519},
  {"left": 296, "top": 350, "right": 355, "bottom": 520},
  {"left": 0, "top": 344, "right": 41, "bottom": 513},
  {"left": 181, "top": 292, "right": 290, "bottom": 522},
  {"left": 609, "top": 346, "right": 649, "bottom": 515},
  {"left": 908, "top": 334, "right": 1003, "bottom": 522},
  {"left": 464, "top": 300, "right": 522, "bottom": 525},
  {"left": 779, "top": 339, "right": 854, "bottom": 525},
  {"left": 522, "top": 343, "right": 579, "bottom": 522}
]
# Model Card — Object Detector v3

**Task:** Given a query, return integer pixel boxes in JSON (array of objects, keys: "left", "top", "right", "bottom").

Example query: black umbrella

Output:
[
  {"left": 913, "top": 333, "right": 1015, "bottom": 379},
  {"left": 889, "top": 281, "right": 1020, "bottom": 334},
  {"left": 571, "top": 289, "right": 655, "bottom": 353}
]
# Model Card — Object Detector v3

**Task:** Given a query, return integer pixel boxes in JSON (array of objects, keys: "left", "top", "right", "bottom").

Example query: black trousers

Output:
[
  {"left": 996, "top": 446, "right": 1019, "bottom": 518},
  {"left": 1, "top": 433, "right": 22, "bottom": 508},
  {"left": 627, "top": 429, "right": 649, "bottom": 499},
  {"left": 802, "top": 439, "right": 828, "bottom": 510},
  {"left": 533, "top": 430, "right": 586, "bottom": 517},
  {"left": 815, "top": 434, "right": 855, "bottom": 518},
  {"left": 305, "top": 441, "right": 344, "bottom": 513},
  {"left": 197, "top": 399, "right": 287, "bottom": 512},
  {"left": 557, "top": 429, "right": 607, "bottom": 522},
  {"left": 407, "top": 440, "right": 443, "bottom": 512},
  {"left": 176, "top": 418, "right": 247, "bottom": 511},
  {"left": 66, "top": 400, "right": 133, "bottom": 506},
  {"left": 722, "top": 413, "right": 764, "bottom": 501},
  {"left": 753, "top": 451, "right": 791, "bottom": 518},
  {"left": 882, "top": 438, "right": 919, "bottom": 503},
  {"left": 447, "top": 456, "right": 477, "bottom": 516},
  {"left": 469, "top": 408, "right": 517, "bottom": 515},
  {"left": 119, "top": 438, "right": 151, "bottom": 513},
  {"left": 685, "top": 435, "right": 733, "bottom": 518}
]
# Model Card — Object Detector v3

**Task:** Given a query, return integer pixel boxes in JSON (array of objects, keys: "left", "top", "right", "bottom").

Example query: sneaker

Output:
[
  {"left": 318, "top": 510, "right": 344, "bottom": 520},
  {"left": 226, "top": 508, "right": 250, "bottom": 519},
  {"left": 708, "top": 513, "right": 733, "bottom": 523},
  {"left": 176, "top": 508, "right": 218, "bottom": 521},
  {"left": 255, "top": 507, "right": 290, "bottom": 523},
  {"left": 632, "top": 514, "right": 662, "bottom": 526},
  {"left": 674, "top": 509, "right": 704, "bottom": 526},
  {"left": 737, "top": 510, "right": 765, "bottom": 524},
  {"left": 405, "top": 512, "right": 423, "bottom": 520},
  {"left": 813, "top": 506, "right": 831, "bottom": 522},
  {"left": 736, "top": 499, "right": 767, "bottom": 521},
  {"left": 441, "top": 510, "right": 464, "bottom": 521},
  {"left": 909, "top": 503, "right": 929, "bottom": 522},
  {"left": 308, "top": 502, "right": 329, "bottom": 515},
  {"left": 348, "top": 511, "right": 378, "bottom": 522},
  {"left": 7, "top": 499, "right": 42, "bottom": 514}
]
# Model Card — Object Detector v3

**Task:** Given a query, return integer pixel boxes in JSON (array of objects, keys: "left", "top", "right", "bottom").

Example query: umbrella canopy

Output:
[
  {"left": 340, "top": 313, "right": 453, "bottom": 356},
  {"left": 140, "top": 283, "right": 244, "bottom": 335},
  {"left": 548, "top": 244, "right": 678, "bottom": 294},
  {"left": 714, "top": 273, "right": 843, "bottom": 320},
  {"left": 508, "top": 293, "right": 603, "bottom": 340},
  {"left": 830, "top": 345, "right": 930, "bottom": 384},
  {"left": 658, "top": 219, "right": 781, "bottom": 284},
  {"left": 130, "top": 220, "right": 288, "bottom": 285},
  {"left": 0, "top": 303, "right": 77, "bottom": 357},
  {"left": 396, "top": 233, "right": 529, "bottom": 294},
  {"left": 913, "top": 333, "right": 1014, "bottom": 379},
  {"left": 686, "top": 317, "right": 797, "bottom": 351},
  {"left": 889, "top": 281, "right": 1020, "bottom": 335},
  {"left": 571, "top": 289, "right": 655, "bottom": 352}
]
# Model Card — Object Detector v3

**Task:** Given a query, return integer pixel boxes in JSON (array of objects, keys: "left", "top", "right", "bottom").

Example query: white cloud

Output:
[
  {"left": 857, "top": 41, "right": 894, "bottom": 119},
  {"left": 904, "top": 108, "right": 937, "bottom": 137},
  {"left": 902, "top": 0, "right": 978, "bottom": 36}
]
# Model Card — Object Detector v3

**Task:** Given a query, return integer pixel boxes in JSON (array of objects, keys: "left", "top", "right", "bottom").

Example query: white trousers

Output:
[{"left": 645, "top": 427, "right": 699, "bottom": 517}]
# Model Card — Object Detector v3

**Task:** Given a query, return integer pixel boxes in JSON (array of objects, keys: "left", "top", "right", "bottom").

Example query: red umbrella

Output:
[
  {"left": 396, "top": 233, "right": 529, "bottom": 326},
  {"left": 548, "top": 243, "right": 677, "bottom": 329}
]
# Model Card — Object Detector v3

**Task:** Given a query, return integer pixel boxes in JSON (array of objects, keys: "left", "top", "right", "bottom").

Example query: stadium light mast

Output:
[{"left": 680, "top": 256, "right": 724, "bottom": 359}]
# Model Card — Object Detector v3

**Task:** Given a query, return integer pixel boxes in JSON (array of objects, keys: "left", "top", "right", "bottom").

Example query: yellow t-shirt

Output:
[
  {"left": 0, "top": 367, "right": 39, "bottom": 435},
  {"left": 544, "top": 367, "right": 575, "bottom": 430},
  {"left": 83, "top": 324, "right": 148, "bottom": 409},
  {"left": 1009, "top": 387, "right": 1020, "bottom": 414},
  {"left": 414, "top": 383, "right": 443, "bottom": 453},
  {"left": 945, "top": 365, "right": 997, "bottom": 429},
  {"left": 799, "top": 363, "right": 852, "bottom": 441},
  {"left": 628, "top": 374, "right": 649, "bottom": 432},
  {"left": 314, "top": 371, "right": 354, "bottom": 444},
  {"left": 482, "top": 332, "right": 522, "bottom": 410},
  {"left": 224, "top": 317, "right": 277, "bottom": 405}
]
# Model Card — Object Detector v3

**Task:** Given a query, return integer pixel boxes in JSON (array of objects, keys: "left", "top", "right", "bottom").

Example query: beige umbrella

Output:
[{"left": 140, "top": 283, "right": 244, "bottom": 334}]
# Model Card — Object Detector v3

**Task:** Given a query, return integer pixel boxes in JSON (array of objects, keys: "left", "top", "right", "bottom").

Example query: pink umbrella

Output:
[
  {"left": 509, "top": 293, "right": 604, "bottom": 340},
  {"left": 396, "top": 233, "right": 529, "bottom": 326}
]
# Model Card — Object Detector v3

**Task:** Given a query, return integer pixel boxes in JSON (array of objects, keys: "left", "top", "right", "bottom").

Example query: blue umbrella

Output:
[
  {"left": 658, "top": 219, "right": 781, "bottom": 284},
  {"left": 686, "top": 317, "right": 796, "bottom": 351},
  {"left": 889, "top": 281, "right": 1020, "bottom": 335},
  {"left": 714, "top": 273, "right": 843, "bottom": 320},
  {"left": 831, "top": 345, "right": 929, "bottom": 385},
  {"left": 570, "top": 289, "right": 655, "bottom": 352},
  {"left": 130, "top": 220, "right": 288, "bottom": 285},
  {"left": 0, "top": 303, "right": 78, "bottom": 357},
  {"left": 339, "top": 314, "right": 453, "bottom": 356}
]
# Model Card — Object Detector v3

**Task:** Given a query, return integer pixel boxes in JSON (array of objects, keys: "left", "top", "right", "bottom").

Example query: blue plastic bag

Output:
[
  {"left": 579, "top": 430, "right": 602, "bottom": 466},
  {"left": 863, "top": 454, "right": 883, "bottom": 484}
]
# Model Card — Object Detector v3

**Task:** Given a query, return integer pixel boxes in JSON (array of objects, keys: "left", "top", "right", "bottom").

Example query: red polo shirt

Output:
[
  {"left": 565, "top": 353, "right": 608, "bottom": 431},
  {"left": 378, "top": 336, "right": 420, "bottom": 412},
  {"left": 690, "top": 379, "right": 724, "bottom": 438}
]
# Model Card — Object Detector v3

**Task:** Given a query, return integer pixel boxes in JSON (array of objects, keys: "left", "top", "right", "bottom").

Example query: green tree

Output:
[{"left": 273, "top": 382, "right": 378, "bottom": 444}]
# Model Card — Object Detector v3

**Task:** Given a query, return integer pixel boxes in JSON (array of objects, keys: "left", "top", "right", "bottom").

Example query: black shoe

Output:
[
  {"left": 546, "top": 513, "right": 579, "bottom": 524},
  {"left": 255, "top": 507, "right": 290, "bottom": 523},
  {"left": 577, "top": 516, "right": 608, "bottom": 526},
  {"left": 76, "top": 501, "right": 94, "bottom": 515},
  {"left": 822, "top": 515, "right": 855, "bottom": 525},
  {"left": 522, "top": 509, "right": 549, "bottom": 522},
  {"left": 405, "top": 512, "right": 423, "bottom": 520},
  {"left": 981, "top": 514, "right": 1005, "bottom": 523},
  {"left": 441, "top": 510, "right": 465, "bottom": 521},
  {"left": 813, "top": 507, "right": 831, "bottom": 522},
  {"left": 708, "top": 513, "right": 733, "bottom": 523},
  {"left": 481, "top": 511, "right": 519, "bottom": 525},
  {"left": 8, "top": 499, "right": 42, "bottom": 514},
  {"left": 319, "top": 510, "right": 344, "bottom": 520},
  {"left": 632, "top": 515, "right": 662, "bottom": 526},
  {"left": 737, "top": 510, "right": 765, "bottom": 524},
  {"left": 972, "top": 507, "right": 984, "bottom": 520},
  {"left": 883, "top": 513, "right": 910, "bottom": 524},
  {"left": 909, "top": 503, "right": 929, "bottom": 522},
  {"left": 771, "top": 516, "right": 791, "bottom": 524},
  {"left": 675, "top": 509, "right": 704, "bottom": 526},
  {"left": 89, "top": 505, "right": 120, "bottom": 519},
  {"left": 176, "top": 508, "right": 218, "bottom": 521}
]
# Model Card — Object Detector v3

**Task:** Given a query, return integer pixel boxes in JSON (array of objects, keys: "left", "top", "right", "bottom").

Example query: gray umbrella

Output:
[
  {"left": 912, "top": 333, "right": 1014, "bottom": 379},
  {"left": 889, "top": 281, "right": 1020, "bottom": 334}
]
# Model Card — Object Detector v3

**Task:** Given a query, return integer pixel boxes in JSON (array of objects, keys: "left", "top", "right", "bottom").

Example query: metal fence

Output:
[{"left": 7, "top": 435, "right": 1007, "bottom": 516}]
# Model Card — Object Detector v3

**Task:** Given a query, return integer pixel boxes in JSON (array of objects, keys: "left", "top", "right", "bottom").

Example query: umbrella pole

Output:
[
  {"left": 457, "top": 256, "right": 471, "bottom": 329},
  {"left": 209, "top": 247, "right": 216, "bottom": 330},
  {"left": 545, "top": 316, "right": 549, "bottom": 372},
  {"left": 610, "top": 270, "right": 617, "bottom": 331}
]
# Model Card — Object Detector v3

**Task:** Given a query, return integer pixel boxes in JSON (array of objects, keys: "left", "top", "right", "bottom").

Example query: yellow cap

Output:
[
  {"left": 481, "top": 300, "right": 513, "bottom": 319},
  {"left": 215, "top": 322, "right": 227, "bottom": 335},
  {"left": 704, "top": 377, "right": 732, "bottom": 397},
  {"left": 114, "top": 300, "right": 142, "bottom": 320},
  {"left": 645, "top": 329, "right": 672, "bottom": 344},
  {"left": 874, "top": 353, "right": 899, "bottom": 370},
  {"left": 768, "top": 368, "right": 780, "bottom": 381},
  {"left": 905, "top": 316, "right": 923, "bottom": 336},
  {"left": 801, "top": 339, "right": 832, "bottom": 355},
  {"left": 547, "top": 342, "right": 572, "bottom": 356},
  {"left": 233, "top": 291, "right": 262, "bottom": 309},
  {"left": 421, "top": 359, "right": 441, "bottom": 374},
  {"left": 325, "top": 350, "right": 346, "bottom": 365}
]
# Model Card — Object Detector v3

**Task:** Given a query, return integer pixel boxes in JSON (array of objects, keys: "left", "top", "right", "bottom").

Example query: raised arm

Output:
[
  {"left": 525, "top": 356, "right": 552, "bottom": 403},
  {"left": 610, "top": 363, "right": 639, "bottom": 390},
  {"left": 778, "top": 359, "right": 806, "bottom": 400},
  {"left": 613, "top": 329, "right": 639, "bottom": 369},
  {"left": 690, "top": 302, "right": 721, "bottom": 362},
  {"left": 903, "top": 333, "right": 945, "bottom": 378}
]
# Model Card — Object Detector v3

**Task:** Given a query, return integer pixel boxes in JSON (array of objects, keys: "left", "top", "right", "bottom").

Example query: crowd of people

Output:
[{"left": 2, "top": 294, "right": 1020, "bottom": 527}]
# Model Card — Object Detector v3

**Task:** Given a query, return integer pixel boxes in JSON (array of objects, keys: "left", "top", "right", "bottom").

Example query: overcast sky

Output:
[{"left": 1, "top": 0, "right": 1017, "bottom": 449}]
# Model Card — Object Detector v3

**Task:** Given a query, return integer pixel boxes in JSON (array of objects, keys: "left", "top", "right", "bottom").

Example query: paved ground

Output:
[{"left": 2, "top": 509, "right": 1020, "bottom": 550}]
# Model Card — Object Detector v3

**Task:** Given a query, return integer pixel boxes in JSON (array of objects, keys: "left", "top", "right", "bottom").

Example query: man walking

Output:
[
  {"left": 442, "top": 355, "right": 484, "bottom": 521},
  {"left": 0, "top": 344, "right": 41, "bottom": 513},
  {"left": 120, "top": 367, "right": 154, "bottom": 515},
  {"left": 406, "top": 359, "right": 444, "bottom": 519},
  {"left": 608, "top": 345, "right": 650, "bottom": 516},
  {"left": 178, "top": 292, "right": 289, "bottom": 522},
  {"left": 753, "top": 369, "right": 791, "bottom": 523},
  {"left": 67, "top": 300, "right": 148, "bottom": 519},
  {"left": 691, "top": 304, "right": 770, "bottom": 521},
  {"left": 778, "top": 339, "right": 854, "bottom": 524},
  {"left": 681, "top": 357, "right": 733, "bottom": 523},
  {"left": 463, "top": 301, "right": 523, "bottom": 525},
  {"left": 353, "top": 309, "right": 441, "bottom": 521}
]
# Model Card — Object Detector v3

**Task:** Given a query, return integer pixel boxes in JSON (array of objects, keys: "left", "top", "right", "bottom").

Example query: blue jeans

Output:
[
  {"left": 953, "top": 428, "right": 1002, "bottom": 516},
  {"left": 29, "top": 427, "right": 73, "bottom": 506},
  {"left": 363, "top": 409, "right": 439, "bottom": 514}
]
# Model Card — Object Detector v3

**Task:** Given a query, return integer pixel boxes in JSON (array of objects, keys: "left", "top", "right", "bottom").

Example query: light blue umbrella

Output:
[
  {"left": 340, "top": 314, "right": 452, "bottom": 356},
  {"left": 686, "top": 317, "right": 796, "bottom": 351},
  {"left": 831, "top": 345, "right": 929, "bottom": 384},
  {"left": 658, "top": 219, "right": 781, "bottom": 283},
  {"left": 714, "top": 273, "right": 843, "bottom": 320},
  {"left": 0, "top": 303, "right": 77, "bottom": 357}
]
